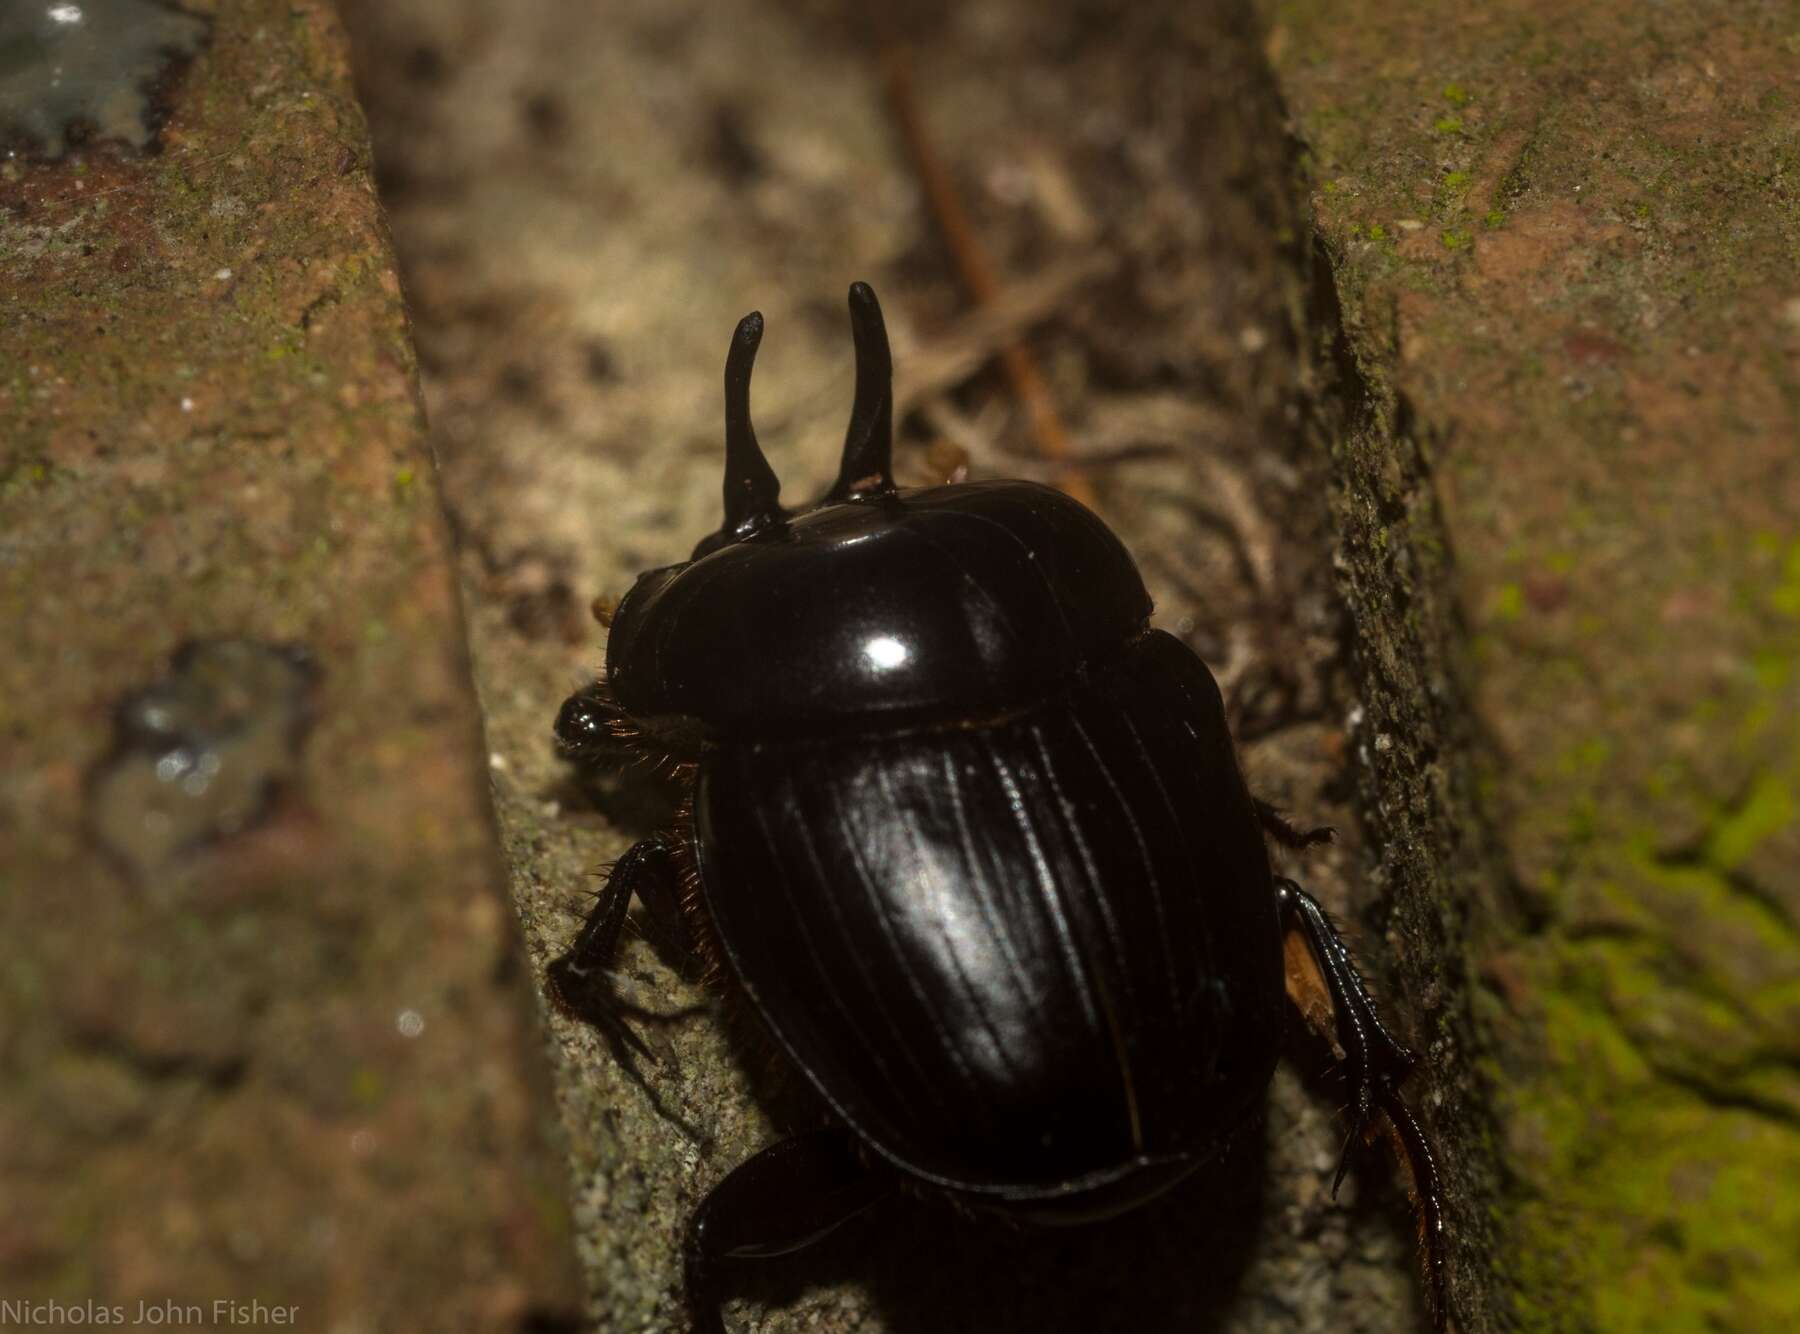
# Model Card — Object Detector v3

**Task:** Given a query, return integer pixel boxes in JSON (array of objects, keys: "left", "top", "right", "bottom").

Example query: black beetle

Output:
[{"left": 549, "top": 283, "right": 1448, "bottom": 1331}]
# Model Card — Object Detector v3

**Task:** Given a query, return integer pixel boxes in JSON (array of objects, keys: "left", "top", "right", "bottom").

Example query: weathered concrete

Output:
[
  {"left": 1, "top": 1, "right": 582, "bottom": 1328},
  {"left": 12, "top": 1, "right": 1775, "bottom": 1329},
  {"left": 1266, "top": 1, "right": 1800, "bottom": 1328}
]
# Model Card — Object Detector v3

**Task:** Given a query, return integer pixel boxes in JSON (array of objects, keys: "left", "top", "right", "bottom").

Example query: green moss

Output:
[
  {"left": 1769, "top": 539, "right": 1800, "bottom": 618},
  {"left": 349, "top": 1066, "right": 384, "bottom": 1106},
  {"left": 1751, "top": 649, "right": 1789, "bottom": 692},
  {"left": 1554, "top": 736, "right": 1612, "bottom": 776},
  {"left": 1542, "top": 957, "right": 1650, "bottom": 1083},
  {"left": 1511, "top": 937, "right": 1800, "bottom": 1329},
  {"left": 1704, "top": 773, "right": 1793, "bottom": 869}
]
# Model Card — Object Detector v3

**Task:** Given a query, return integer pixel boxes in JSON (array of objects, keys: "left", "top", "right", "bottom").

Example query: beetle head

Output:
[
  {"left": 605, "top": 281, "right": 1150, "bottom": 742},
  {"left": 692, "top": 282, "right": 897, "bottom": 559}
]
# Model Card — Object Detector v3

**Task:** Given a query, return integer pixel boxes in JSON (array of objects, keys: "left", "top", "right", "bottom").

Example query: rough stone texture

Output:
[
  {"left": 0, "top": 2, "right": 582, "bottom": 1329},
  {"left": 340, "top": 1, "right": 1465, "bottom": 1329},
  {"left": 1265, "top": 1, "right": 1799, "bottom": 1329}
]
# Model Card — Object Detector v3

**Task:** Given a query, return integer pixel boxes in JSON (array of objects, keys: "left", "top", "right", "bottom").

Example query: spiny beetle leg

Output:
[
  {"left": 547, "top": 836, "right": 683, "bottom": 1066},
  {"left": 549, "top": 836, "right": 712, "bottom": 1144},
  {"left": 1276, "top": 876, "right": 1448, "bottom": 1332},
  {"left": 1255, "top": 797, "right": 1336, "bottom": 850},
  {"left": 684, "top": 1127, "right": 895, "bottom": 1334},
  {"left": 1375, "top": 1076, "right": 1451, "bottom": 1333}
]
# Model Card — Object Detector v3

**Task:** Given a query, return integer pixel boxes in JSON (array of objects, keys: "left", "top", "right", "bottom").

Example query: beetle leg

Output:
[
  {"left": 1286, "top": 880, "right": 1412, "bottom": 1185},
  {"left": 550, "top": 836, "right": 714, "bottom": 1144},
  {"left": 547, "top": 836, "right": 683, "bottom": 1065},
  {"left": 1254, "top": 798, "right": 1336, "bottom": 850},
  {"left": 1276, "top": 877, "right": 1448, "bottom": 1332},
  {"left": 684, "top": 1127, "right": 894, "bottom": 1334}
]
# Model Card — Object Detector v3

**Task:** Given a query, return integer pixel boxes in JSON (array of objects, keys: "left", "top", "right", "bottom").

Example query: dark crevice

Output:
[
  {"left": 72, "top": 1028, "right": 250, "bottom": 1093},
  {"left": 1284, "top": 111, "right": 1515, "bottom": 1329},
  {"left": 1655, "top": 1066, "right": 1800, "bottom": 1132}
]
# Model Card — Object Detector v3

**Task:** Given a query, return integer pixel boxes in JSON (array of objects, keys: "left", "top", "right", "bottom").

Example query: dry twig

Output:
[{"left": 880, "top": 43, "right": 1098, "bottom": 509}]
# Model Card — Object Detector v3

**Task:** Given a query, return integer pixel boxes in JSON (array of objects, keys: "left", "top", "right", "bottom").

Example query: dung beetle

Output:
[{"left": 550, "top": 283, "right": 1448, "bottom": 1331}]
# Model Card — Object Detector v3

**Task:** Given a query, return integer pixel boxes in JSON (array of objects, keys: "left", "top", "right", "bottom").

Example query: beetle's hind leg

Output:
[
  {"left": 1275, "top": 879, "right": 1416, "bottom": 1181},
  {"left": 1276, "top": 877, "right": 1449, "bottom": 1332},
  {"left": 685, "top": 1127, "right": 895, "bottom": 1334}
]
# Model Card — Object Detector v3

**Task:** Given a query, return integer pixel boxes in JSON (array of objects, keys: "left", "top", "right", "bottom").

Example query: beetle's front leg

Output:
[
  {"left": 548, "top": 835, "right": 684, "bottom": 1066},
  {"left": 1276, "top": 876, "right": 1448, "bottom": 1331},
  {"left": 1255, "top": 797, "right": 1336, "bottom": 851},
  {"left": 685, "top": 1127, "right": 895, "bottom": 1334}
]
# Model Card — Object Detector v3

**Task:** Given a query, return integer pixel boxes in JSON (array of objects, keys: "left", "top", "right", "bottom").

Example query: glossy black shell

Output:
[
  {"left": 612, "top": 478, "right": 1152, "bottom": 738},
  {"left": 695, "top": 628, "right": 1284, "bottom": 1204},
  {"left": 609, "top": 287, "right": 1287, "bottom": 1211},
  {"left": 606, "top": 480, "right": 1153, "bottom": 739}
]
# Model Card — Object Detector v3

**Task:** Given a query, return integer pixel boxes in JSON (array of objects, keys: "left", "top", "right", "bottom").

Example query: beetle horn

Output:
[
  {"left": 713, "top": 310, "right": 784, "bottom": 546},
  {"left": 826, "top": 281, "right": 896, "bottom": 501}
]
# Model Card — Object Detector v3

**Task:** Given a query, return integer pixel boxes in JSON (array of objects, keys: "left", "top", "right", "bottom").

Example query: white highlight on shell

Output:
[{"left": 863, "top": 635, "right": 908, "bottom": 671}]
